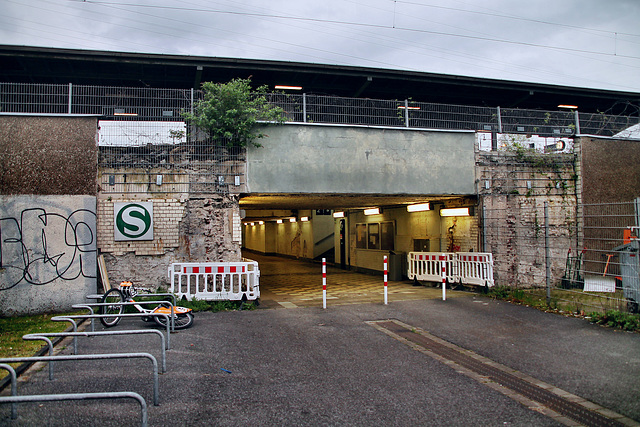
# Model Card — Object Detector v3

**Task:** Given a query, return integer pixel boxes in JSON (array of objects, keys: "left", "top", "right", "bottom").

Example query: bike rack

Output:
[
  {"left": 52, "top": 313, "right": 172, "bottom": 350},
  {"left": 23, "top": 330, "right": 167, "bottom": 373},
  {"left": 72, "top": 301, "right": 177, "bottom": 332},
  {"left": 0, "top": 391, "right": 148, "bottom": 426},
  {"left": 0, "top": 353, "right": 160, "bottom": 406},
  {"left": 0, "top": 364, "right": 17, "bottom": 420}
]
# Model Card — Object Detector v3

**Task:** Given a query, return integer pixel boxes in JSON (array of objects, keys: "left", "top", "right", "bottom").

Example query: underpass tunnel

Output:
[{"left": 239, "top": 193, "right": 480, "bottom": 280}]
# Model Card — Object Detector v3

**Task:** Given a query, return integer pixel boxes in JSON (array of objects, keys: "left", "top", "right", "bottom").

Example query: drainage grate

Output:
[{"left": 372, "top": 320, "right": 631, "bottom": 427}]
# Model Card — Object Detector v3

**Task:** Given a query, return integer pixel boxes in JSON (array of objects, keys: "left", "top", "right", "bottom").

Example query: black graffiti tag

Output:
[{"left": 0, "top": 208, "right": 97, "bottom": 290}]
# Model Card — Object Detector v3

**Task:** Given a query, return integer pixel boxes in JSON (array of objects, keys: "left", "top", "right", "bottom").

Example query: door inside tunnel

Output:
[{"left": 239, "top": 193, "right": 480, "bottom": 279}]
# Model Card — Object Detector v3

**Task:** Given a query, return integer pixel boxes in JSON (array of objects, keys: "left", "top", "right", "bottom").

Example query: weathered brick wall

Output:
[
  {"left": 477, "top": 151, "right": 578, "bottom": 287},
  {"left": 96, "top": 181, "right": 242, "bottom": 290}
]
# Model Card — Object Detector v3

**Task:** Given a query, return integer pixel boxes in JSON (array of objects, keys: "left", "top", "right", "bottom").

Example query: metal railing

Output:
[{"left": 1, "top": 82, "right": 637, "bottom": 138}]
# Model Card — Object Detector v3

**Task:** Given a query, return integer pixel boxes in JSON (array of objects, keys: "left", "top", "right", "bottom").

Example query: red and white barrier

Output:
[
  {"left": 407, "top": 252, "right": 494, "bottom": 289},
  {"left": 168, "top": 260, "right": 260, "bottom": 301}
]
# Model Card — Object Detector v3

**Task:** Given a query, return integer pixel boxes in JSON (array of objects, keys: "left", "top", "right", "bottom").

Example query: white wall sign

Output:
[{"left": 114, "top": 201, "right": 154, "bottom": 241}]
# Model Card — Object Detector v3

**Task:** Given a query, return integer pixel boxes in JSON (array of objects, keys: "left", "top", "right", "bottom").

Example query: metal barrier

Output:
[
  {"left": 407, "top": 252, "right": 495, "bottom": 288},
  {"left": 0, "top": 353, "right": 159, "bottom": 406},
  {"left": 168, "top": 261, "right": 260, "bottom": 301},
  {"left": 73, "top": 301, "right": 176, "bottom": 332},
  {"left": 52, "top": 313, "right": 172, "bottom": 349},
  {"left": 0, "top": 364, "right": 17, "bottom": 420},
  {"left": 0, "top": 392, "right": 147, "bottom": 426},
  {"left": 24, "top": 330, "right": 167, "bottom": 373}
]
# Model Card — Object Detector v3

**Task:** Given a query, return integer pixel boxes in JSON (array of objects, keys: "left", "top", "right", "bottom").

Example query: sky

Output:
[{"left": 2, "top": 0, "right": 640, "bottom": 92}]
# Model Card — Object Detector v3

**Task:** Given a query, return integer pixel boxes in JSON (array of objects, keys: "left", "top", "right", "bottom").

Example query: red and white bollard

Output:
[
  {"left": 439, "top": 254, "right": 447, "bottom": 301},
  {"left": 383, "top": 255, "right": 388, "bottom": 305},
  {"left": 322, "top": 258, "right": 327, "bottom": 309}
]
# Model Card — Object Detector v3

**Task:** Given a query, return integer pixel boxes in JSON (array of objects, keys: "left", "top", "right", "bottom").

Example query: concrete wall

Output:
[
  {"left": 0, "top": 116, "right": 98, "bottom": 195},
  {"left": 0, "top": 195, "right": 97, "bottom": 316},
  {"left": 247, "top": 124, "right": 475, "bottom": 195},
  {"left": 578, "top": 137, "right": 640, "bottom": 204}
]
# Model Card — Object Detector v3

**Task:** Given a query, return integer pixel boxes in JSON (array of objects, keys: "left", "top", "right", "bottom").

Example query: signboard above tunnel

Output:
[{"left": 245, "top": 124, "right": 476, "bottom": 195}]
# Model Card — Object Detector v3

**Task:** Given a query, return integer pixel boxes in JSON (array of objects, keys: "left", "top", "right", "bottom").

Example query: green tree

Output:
[{"left": 184, "top": 78, "right": 287, "bottom": 148}]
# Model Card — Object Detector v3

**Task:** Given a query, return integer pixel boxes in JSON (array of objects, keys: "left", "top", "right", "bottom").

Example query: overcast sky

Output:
[{"left": 2, "top": 0, "right": 639, "bottom": 92}]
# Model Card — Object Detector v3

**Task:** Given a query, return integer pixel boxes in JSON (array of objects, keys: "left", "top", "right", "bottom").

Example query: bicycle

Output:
[{"left": 100, "top": 281, "right": 194, "bottom": 329}]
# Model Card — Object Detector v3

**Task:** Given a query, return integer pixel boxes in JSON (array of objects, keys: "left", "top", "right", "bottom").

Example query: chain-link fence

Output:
[{"left": 483, "top": 197, "right": 640, "bottom": 314}]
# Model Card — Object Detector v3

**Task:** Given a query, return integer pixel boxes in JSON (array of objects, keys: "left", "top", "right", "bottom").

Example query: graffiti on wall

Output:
[{"left": 0, "top": 207, "right": 97, "bottom": 290}]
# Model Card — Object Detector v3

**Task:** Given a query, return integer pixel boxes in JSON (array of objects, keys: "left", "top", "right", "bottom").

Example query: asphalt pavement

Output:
[{"left": 2, "top": 294, "right": 639, "bottom": 426}]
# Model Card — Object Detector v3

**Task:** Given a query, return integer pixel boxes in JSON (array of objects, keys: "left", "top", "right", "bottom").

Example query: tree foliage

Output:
[{"left": 183, "top": 78, "right": 287, "bottom": 148}]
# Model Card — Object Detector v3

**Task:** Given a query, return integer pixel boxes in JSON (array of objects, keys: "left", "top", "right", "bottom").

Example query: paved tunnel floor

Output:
[{"left": 243, "top": 252, "right": 468, "bottom": 309}]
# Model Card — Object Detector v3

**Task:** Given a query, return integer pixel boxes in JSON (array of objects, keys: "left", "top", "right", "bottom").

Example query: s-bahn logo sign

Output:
[{"left": 114, "top": 202, "right": 153, "bottom": 241}]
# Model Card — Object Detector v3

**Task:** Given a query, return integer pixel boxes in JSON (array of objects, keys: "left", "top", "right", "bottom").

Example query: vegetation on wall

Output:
[{"left": 183, "top": 78, "right": 288, "bottom": 148}]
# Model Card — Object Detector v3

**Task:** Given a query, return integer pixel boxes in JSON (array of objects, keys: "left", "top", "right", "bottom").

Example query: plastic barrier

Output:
[
  {"left": 168, "top": 260, "right": 260, "bottom": 301},
  {"left": 407, "top": 252, "right": 456, "bottom": 283},
  {"left": 407, "top": 252, "right": 494, "bottom": 288}
]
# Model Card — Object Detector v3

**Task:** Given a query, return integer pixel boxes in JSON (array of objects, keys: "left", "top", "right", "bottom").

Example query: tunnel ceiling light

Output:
[
  {"left": 333, "top": 211, "right": 345, "bottom": 218},
  {"left": 289, "top": 217, "right": 297, "bottom": 223},
  {"left": 558, "top": 104, "right": 578, "bottom": 109},
  {"left": 407, "top": 203, "right": 430, "bottom": 212},
  {"left": 397, "top": 105, "right": 420, "bottom": 110},
  {"left": 258, "top": 221, "right": 264, "bottom": 225},
  {"left": 364, "top": 207, "right": 381, "bottom": 216},
  {"left": 275, "top": 85, "right": 302, "bottom": 90},
  {"left": 276, "top": 219, "right": 283, "bottom": 224},
  {"left": 300, "top": 216, "right": 309, "bottom": 222},
  {"left": 440, "top": 207, "right": 470, "bottom": 217}
]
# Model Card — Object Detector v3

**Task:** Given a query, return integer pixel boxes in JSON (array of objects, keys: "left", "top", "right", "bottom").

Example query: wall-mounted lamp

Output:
[
  {"left": 364, "top": 207, "right": 381, "bottom": 216},
  {"left": 333, "top": 211, "right": 345, "bottom": 218},
  {"left": 275, "top": 85, "right": 303, "bottom": 90},
  {"left": 277, "top": 219, "right": 283, "bottom": 224},
  {"left": 289, "top": 217, "right": 297, "bottom": 223},
  {"left": 300, "top": 216, "right": 309, "bottom": 222},
  {"left": 407, "top": 203, "right": 430, "bottom": 212},
  {"left": 440, "top": 207, "right": 471, "bottom": 217},
  {"left": 558, "top": 104, "right": 578, "bottom": 110},
  {"left": 250, "top": 222, "right": 255, "bottom": 226},
  {"left": 397, "top": 105, "right": 421, "bottom": 110},
  {"left": 258, "top": 221, "right": 264, "bottom": 225}
]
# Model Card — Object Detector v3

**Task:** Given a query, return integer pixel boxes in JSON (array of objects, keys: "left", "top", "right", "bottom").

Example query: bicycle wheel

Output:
[
  {"left": 100, "top": 288, "right": 124, "bottom": 327},
  {"left": 153, "top": 308, "right": 194, "bottom": 330}
]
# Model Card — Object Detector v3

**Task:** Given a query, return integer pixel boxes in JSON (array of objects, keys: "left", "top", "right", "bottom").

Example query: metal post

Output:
[
  {"left": 0, "top": 364, "right": 17, "bottom": 419},
  {"left": 190, "top": 87, "right": 194, "bottom": 115},
  {"left": 404, "top": 99, "right": 409, "bottom": 128},
  {"left": 322, "top": 258, "right": 327, "bottom": 309},
  {"left": 303, "top": 93, "right": 307, "bottom": 123},
  {"left": 482, "top": 204, "right": 487, "bottom": 253},
  {"left": 68, "top": 83, "right": 73, "bottom": 114},
  {"left": 497, "top": 106, "right": 503, "bottom": 134},
  {"left": 440, "top": 254, "right": 447, "bottom": 301},
  {"left": 574, "top": 110, "right": 581, "bottom": 135},
  {"left": 545, "top": 202, "right": 551, "bottom": 305},
  {"left": 383, "top": 255, "right": 388, "bottom": 305}
]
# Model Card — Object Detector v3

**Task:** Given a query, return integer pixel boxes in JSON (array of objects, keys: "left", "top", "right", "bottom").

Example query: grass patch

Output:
[
  {"left": 0, "top": 312, "right": 76, "bottom": 381},
  {"left": 487, "top": 286, "right": 640, "bottom": 332}
]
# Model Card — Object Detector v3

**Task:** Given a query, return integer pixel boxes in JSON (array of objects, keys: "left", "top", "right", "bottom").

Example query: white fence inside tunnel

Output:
[{"left": 168, "top": 261, "right": 260, "bottom": 301}]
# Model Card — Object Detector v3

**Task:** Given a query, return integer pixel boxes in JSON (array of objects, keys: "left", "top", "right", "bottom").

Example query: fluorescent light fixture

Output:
[
  {"left": 277, "top": 219, "right": 283, "bottom": 224},
  {"left": 364, "top": 207, "right": 381, "bottom": 216},
  {"left": 300, "top": 216, "right": 309, "bottom": 222},
  {"left": 407, "top": 203, "right": 430, "bottom": 212},
  {"left": 440, "top": 207, "right": 470, "bottom": 217},
  {"left": 275, "top": 85, "right": 302, "bottom": 90},
  {"left": 333, "top": 211, "right": 345, "bottom": 218},
  {"left": 250, "top": 222, "right": 255, "bottom": 226},
  {"left": 397, "top": 106, "right": 421, "bottom": 110},
  {"left": 258, "top": 221, "right": 264, "bottom": 225},
  {"left": 289, "top": 217, "right": 297, "bottom": 223},
  {"left": 558, "top": 104, "right": 578, "bottom": 109}
]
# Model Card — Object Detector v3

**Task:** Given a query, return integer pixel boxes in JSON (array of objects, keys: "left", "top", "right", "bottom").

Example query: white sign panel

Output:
[{"left": 114, "top": 202, "right": 154, "bottom": 241}]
